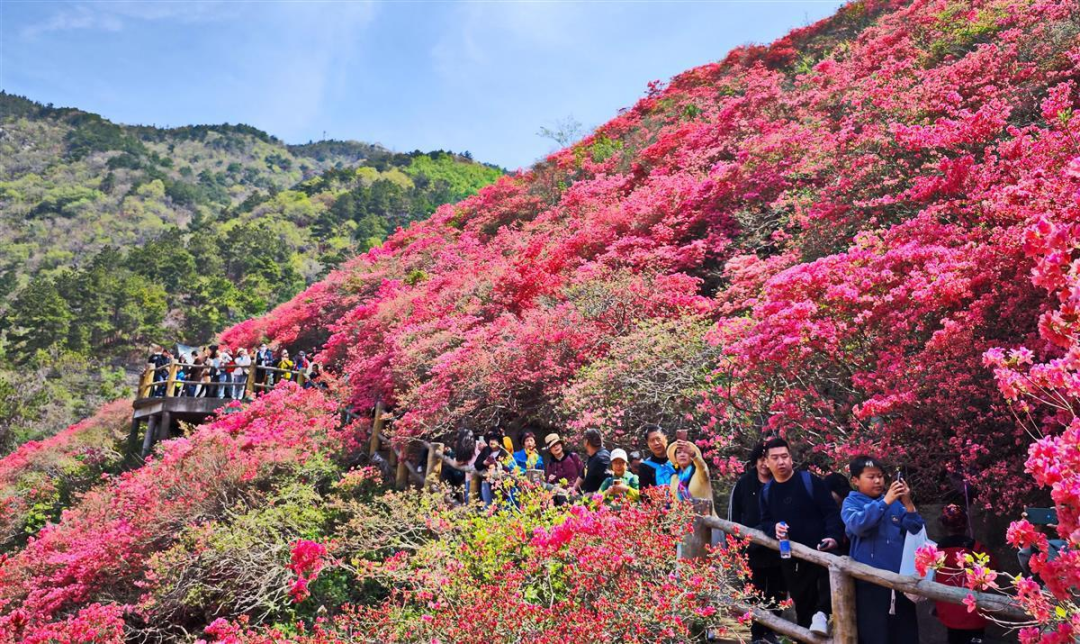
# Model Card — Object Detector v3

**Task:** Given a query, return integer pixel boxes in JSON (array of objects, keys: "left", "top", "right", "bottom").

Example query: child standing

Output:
[
  {"left": 841, "top": 455, "right": 925, "bottom": 644},
  {"left": 934, "top": 504, "right": 995, "bottom": 644}
]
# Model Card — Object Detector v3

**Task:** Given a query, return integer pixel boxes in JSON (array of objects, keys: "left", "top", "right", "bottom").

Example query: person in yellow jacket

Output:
[
  {"left": 277, "top": 349, "right": 296, "bottom": 381},
  {"left": 668, "top": 438, "right": 717, "bottom": 516}
]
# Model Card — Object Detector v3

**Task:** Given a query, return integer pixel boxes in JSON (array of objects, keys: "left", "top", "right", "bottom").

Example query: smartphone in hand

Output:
[{"left": 676, "top": 429, "right": 688, "bottom": 442}]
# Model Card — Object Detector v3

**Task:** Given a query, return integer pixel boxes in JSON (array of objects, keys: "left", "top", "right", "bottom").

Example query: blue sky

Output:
[{"left": 2, "top": 0, "right": 845, "bottom": 169}]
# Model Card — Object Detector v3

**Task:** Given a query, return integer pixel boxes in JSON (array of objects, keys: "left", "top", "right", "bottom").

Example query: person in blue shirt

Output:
[
  {"left": 512, "top": 431, "right": 544, "bottom": 474},
  {"left": 841, "top": 455, "right": 924, "bottom": 644}
]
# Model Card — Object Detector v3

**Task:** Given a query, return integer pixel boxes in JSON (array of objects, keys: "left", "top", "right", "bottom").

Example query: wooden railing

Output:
[
  {"left": 682, "top": 515, "right": 1030, "bottom": 644},
  {"left": 137, "top": 361, "right": 310, "bottom": 400}
]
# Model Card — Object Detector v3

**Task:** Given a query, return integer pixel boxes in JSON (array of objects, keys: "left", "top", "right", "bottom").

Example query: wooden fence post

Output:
[
  {"left": 127, "top": 418, "right": 141, "bottom": 454},
  {"left": 680, "top": 500, "right": 714, "bottom": 560},
  {"left": 830, "top": 563, "right": 858, "bottom": 644},
  {"left": 370, "top": 401, "right": 385, "bottom": 457},
  {"left": 245, "top": 369, "right": 256, "bottom": 399},
  {"left": 395, "top": 446, "right": 409, "bottom": 490},
  {"left": 141, "top": 415, "right": 159, "bottom": 457},
  {"left": 425, "top": 442, "right": 444, "bottom": 490},
  {"left": 138, "top": 368, "right": 153, "bottom": 399},
  {"left": 165, "top": 362, "right": 179, "bottom": 398},
  {"left": 158, "top": 411, "right": 172, "bottom": 442}
]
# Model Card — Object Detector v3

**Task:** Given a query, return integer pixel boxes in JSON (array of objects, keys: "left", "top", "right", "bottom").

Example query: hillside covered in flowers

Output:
[
  {"left": 3, "top": 0, "right": 1080, "bottom": 640},
  {"left": 226, "top": 0, "right": 1076, "bottom": 508}
]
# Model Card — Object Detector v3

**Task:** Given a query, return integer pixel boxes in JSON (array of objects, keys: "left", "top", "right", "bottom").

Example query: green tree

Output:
[{"left": 6, "top": 276, "right": 72, "bottom": 360}]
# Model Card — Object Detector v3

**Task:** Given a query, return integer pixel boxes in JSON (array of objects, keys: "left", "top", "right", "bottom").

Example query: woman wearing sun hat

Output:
[
  {"left": 668, "top": 437, "right": 717, "bottom": 516},
  {"left": 543, "top": 433, "right": 584, "bottom": 504}
]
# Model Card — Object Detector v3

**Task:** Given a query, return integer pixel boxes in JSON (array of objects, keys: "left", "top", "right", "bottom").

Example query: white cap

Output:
[{"left": 610, "top": 448, "right": 629, "bottom": 463}]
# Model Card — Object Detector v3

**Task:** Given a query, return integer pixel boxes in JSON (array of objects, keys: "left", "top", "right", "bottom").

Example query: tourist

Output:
[
  {"left": 296, "top": 350, "right": 311, "bottom": 374},
  {"left": 147, "top": 344, "right": 170, "bottom": 397},
  {"left": 933, "top": 505, "right": 995, "bottom": 644},
  {"left": 728, "top": 441, "right": 786, "bottom": 644},
  {"left": 278, "top": 349, "right": 295, "bottom": 381},
  {"left": 232, "top": 347, "right": 251, "bottom": 399},
  {"left": 185, "top": 350, "right": 204, "bottom": 397},
  {"left": 543, "top": 433, "right": 584, "bottom": 502},
  {"left": 580, "top": 428, "right": 611, "bottom": 494},
  {"left": 304, "top": 363, "right": 326, "bottom": 389},
  {"left": 474, "top": 430, "right": 514, "bottom": 506},
  {"left": 639, "top": 424, "right": 675, "bottom": 490},
  {"left": 824, "top": 471, "right": 854, "bottom": 555},
  {"left": 628, "top": 450, "right": 642, "bottom": 476},
  {"left": 217, "top": 346, "right": 233, "bottom": 399},
  {"left": 758, "top": 437, "right": 843, "bottom": 636},
  {"left": 667, "top": 437, "right": 716, "bottom": 514},
  {"left": 206, "top": 346, "right": 221, "bottom": 398},
  {"left": 455, "top": 428, "right": 483, "bottom": 503},
  {"left": 600, "top": 448, "right": 640, "bottom": 502},
  {"left": 255, "top": 343, "right": 273, "bottom": 388},
  {"left": 513, "top": 431, "right": 544, "bottom": 473},
  {"left": 841, "top": 454, "right": 924, "bottom": 644}
]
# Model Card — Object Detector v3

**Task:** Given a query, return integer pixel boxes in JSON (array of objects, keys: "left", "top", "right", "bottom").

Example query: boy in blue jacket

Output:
[{"left": 841, "top": 455, "right": 924, "bottom": 644}]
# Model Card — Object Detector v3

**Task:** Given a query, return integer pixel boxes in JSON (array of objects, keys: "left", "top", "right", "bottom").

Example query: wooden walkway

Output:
[
  {"left": 681, "top": 515, "right": 1031, "bottom": 644},
  {"left": 130, "top": 361, "right": 310, "bottom": 457}
]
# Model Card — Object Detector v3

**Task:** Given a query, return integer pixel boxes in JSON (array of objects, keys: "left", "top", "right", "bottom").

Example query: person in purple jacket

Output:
[
  {"left": 841, "top": 455, "right": 924, "bottom": 644},
  {"left": 543, "top": 433, "right": 583, "bottom": 504}
]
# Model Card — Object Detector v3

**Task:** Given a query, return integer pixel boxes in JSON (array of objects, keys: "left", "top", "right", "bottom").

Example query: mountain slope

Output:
[
  {"left": 224, "top": 0, "right": 1074, "bottom": 506},
  {"left": 0, "top": 95, "right": 501, "bottom": 450},
  {"left": 5, "top": 0, "right": 1080, "bottom": 639}
]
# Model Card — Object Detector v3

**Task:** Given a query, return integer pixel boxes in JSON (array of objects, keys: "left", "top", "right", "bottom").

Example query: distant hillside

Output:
[{"left": 0, "top": 93, "right": 502, "bottom": 450}]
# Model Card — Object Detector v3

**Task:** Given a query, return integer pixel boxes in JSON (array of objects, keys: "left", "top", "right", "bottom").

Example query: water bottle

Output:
[{"left": 778, "top": 521, "right": 792, "bottom": 559}]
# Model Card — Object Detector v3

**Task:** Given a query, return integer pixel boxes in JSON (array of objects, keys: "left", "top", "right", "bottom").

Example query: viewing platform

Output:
[{"left": 129, "top": 361, "right": 309, "bottom": 458}]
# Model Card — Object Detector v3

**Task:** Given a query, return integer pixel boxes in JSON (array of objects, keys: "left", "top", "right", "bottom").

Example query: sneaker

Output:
[{"left": 809, "top": 611, "right": 829, "bottom": 636}]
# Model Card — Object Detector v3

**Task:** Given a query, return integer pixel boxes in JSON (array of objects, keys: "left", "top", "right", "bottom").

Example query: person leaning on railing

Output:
[
  {"left": 147, "top": 344, "right": 170, "bottom": 397},
  {"left": 277, "top": 349, "right": 295, "bottom": 381},
  {"left": 232, "top": 348, "right": 252, "bottom": 399}
]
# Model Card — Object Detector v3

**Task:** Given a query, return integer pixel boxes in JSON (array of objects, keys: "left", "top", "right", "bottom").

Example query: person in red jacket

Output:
[{"left": 933, "top": 504, "right": 996, "bottom": 644}]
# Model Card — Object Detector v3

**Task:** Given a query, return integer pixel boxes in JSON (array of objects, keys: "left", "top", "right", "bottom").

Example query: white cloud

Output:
[{"left": 20, "top": 1, "right": 234, "bottom": 39}]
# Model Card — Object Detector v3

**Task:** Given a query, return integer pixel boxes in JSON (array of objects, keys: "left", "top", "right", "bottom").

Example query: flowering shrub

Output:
[
  {"left": 0, "top": 385, "right": 344, "bottom": 641},
  {"left": 0, "top": 399, "right": 130, "bottom": 551},
  {"left": 288, "top": 540, "right": 329, "bottom": 603},
  {"left": 11, "top": 0, "right": 1080, "bottom": 638},
  {"left": 218, "top": 0, "right": 1080, "bottom": 511},
  {"left": 201, "top": 484, "right": 756, "bottom": 644}
]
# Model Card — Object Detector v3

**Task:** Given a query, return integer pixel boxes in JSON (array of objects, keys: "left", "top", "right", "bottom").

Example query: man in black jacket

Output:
[
  {"left": 729, "top": 441, "right": 786, "bottom": 643},
  {"left": 638, "top": 424, "right": 672, "bottom": 490},
  {"left": 759, "top": 437, "right": 843, "bottom": 637},
  {"left": 580, "top": 428, "right": 611, "bottom": 494}
]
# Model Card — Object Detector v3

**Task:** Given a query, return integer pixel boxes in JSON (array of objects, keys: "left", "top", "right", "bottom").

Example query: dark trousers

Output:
[
  {"left": 854, "top": 580, "right": 919, "bottom": 644},
  {"left": 750, "top": 563, "right": 787, "bottom": 642},
  {"left": 781, "top": 559, "right": 831, "bottom": 628},
  {"left": 947, "top": 628, "right": 985, "bottom": 644}
]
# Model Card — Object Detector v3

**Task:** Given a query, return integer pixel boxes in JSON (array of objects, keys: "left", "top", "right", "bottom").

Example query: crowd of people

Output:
[
  {"left": 449, "top": 423, "right": 713, "bottom": 511},
  {"left": 145, "top": 343, "right": 326, "bottom": 399},
  {"left": 730, "top": 437, "right": 995, "bottom": 644},
  {"left": 447, "top": 425, "right": 995, "bottom": 644}
]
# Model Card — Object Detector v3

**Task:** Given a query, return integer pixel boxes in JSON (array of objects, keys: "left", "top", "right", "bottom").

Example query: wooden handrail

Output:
[
  {"left": 687, "top": 516, "right": 1031, "bottom": 644},
  {"left": 137, "top": 360, "right": 309, "bottom": 399}
]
